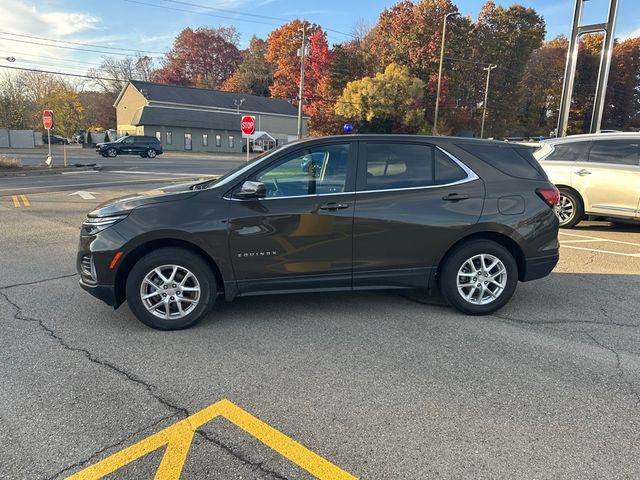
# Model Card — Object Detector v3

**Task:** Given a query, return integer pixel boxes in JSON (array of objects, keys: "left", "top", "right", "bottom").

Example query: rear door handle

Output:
[
  {"left": 319, "top": 202, "right": 349, "bottom": 210},
  {"left": 576, "top": 169, "right": 592, "bottom": 176},
  {"left": 442, "top": 193, "right": 470, "bottom": 201}
]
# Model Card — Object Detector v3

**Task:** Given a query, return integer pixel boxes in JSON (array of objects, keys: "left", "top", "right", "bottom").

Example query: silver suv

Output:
[{"left": 535, "top": 133, "right": 640, "bottom": 227}]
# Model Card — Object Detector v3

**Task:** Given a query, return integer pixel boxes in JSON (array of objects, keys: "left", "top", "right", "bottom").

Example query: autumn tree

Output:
[
  {"left": 40, "top": 83, "right": 84, "bottom": 137},
  {"left": 154, "top": 27, "right": 241, "bottom": 89},
  {"left": 79, "top": 91, "right": 116, "bottom": 131},
  {"left": 335, "top": 63, "right": 425, "bottom": 133},
  {"left": 222, "top": 36, "right": 273, "bottom": 97},
  {"left": 606, "top": 37, "right": 640, "bottom": 130}
]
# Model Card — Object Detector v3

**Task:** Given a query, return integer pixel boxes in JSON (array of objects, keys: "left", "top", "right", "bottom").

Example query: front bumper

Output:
[
  {"left": 79, "top": 279, "right": 119, "bottom": 307},
  {"left": 521, "top": 253, "right": 559, "bottom": 282}
]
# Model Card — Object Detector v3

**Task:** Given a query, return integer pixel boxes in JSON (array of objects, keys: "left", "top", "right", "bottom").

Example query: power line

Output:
[
  {"left": 0, "top": 64, "right": 121, "bottom": 82},
  {"left": 0, "top": 35, "right": 162, "bottom": 58},
  {"left": 0, "top": 51, "right": 104, "bottom": 68},
  {"left": 125, "top": 0, "right": 355, "bottom": 38},
  {"left": 0, "top": 31, "right": 164, "bottom": 55}
]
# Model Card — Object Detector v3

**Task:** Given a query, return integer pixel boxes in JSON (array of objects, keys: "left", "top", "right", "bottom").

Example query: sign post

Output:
[
  {"left": 43, "top": 110, "right": 54, "bottom": 167},
  {"left": 240, "top": 115, "right": 255, "bottom": 162}
]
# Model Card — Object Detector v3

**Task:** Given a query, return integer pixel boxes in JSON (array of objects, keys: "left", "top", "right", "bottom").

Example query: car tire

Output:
[
  {"left": 147, "top": 149, "right": 157, "bottom": 158},
  {"left": 556, "top": 188, "right": 583, "bottom": 228},
  {"left": 125, "top": 247, "right": 216, "bottom": 330},
  {"left": 107, "top": 147, "right": 117, "bottom": 158},
  {"left": 438, "top": 240, "right": 518, "bottom": 316}
]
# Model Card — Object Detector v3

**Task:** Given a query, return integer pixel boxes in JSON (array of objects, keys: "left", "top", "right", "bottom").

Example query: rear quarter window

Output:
[
  {"left": 544, "top": 141, "right": 591, "bottom": 162},
  {"left": 456, "top": 143, "right": 547, "bottom": 180}
]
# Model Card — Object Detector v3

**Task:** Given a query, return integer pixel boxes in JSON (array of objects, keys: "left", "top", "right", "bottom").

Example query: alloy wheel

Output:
[
  {"left": 456, "top": 254, "right": 507, "bottom": 305},
  {"left": 140, "top": 264, "right": 201, "bottom": 320},
  {"left": 147, "top": 149, "right": 156, "bottom": 158},
  {"left": 555, "top": 193, "right": 575, "bottom": 226}
]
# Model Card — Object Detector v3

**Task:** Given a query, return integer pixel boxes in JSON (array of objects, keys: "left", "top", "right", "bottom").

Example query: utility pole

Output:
[
  {"left": 480, "top": 64, "right": 497, "bottom": 139},
  {"left": 433, "top": 11, "right": 459, "bottom": 136},
  {"left": 297, "top": 22, "right": 309, "bottom": 140}
]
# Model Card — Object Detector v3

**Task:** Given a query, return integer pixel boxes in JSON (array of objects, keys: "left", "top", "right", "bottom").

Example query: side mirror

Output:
[{"left": 236, "top": 181, "right": 266, "bottom": 199}]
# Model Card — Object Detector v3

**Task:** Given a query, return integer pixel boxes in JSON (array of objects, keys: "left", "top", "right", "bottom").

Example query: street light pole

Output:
[
  {"left": 297, "top": 22, "right": 309, "bottom": 140},
  {"left": 433, "top": 12, "right": 459, "bottom": 136},
  {"left": 480, "top": 64, "right": 497, "bottom": 139}
]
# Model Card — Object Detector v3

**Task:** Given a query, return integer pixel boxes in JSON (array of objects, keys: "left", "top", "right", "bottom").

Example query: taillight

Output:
[{"left": 536, "top": 187, "right": 560, "bottom": 208}]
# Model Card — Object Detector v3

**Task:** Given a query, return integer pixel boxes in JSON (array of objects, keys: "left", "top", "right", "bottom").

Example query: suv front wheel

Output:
[
  {"left": 125, "top": 247, "right": 216, "bottom": 330},
  {"left": 439, "top": 240, "right": 518, "bottom": 315},
  {"left": 146, "top": 148, "right": 157, "bottom": 158}
]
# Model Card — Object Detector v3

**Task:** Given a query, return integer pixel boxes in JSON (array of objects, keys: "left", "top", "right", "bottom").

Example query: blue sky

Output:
[{"left": 1, "top": 0, "right": 639, "bottom": 79}]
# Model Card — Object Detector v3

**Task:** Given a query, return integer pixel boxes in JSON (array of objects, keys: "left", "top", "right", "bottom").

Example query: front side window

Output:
[
  {"left": 588, "top": 140, "right": 639, "bottom": 166},
  {"left": 166, "top": 131, "right": 172, "bottom": 145},
  {"left": 253, "top": 144, "right": 350, "bottom": 198},
  {"left": 202, "top": 133, "right": 208, "bottom": 146},
  {"left": 229, "top": 135, "right": 234, "bottom": 148},
  {"left": 123, "top": 137, "right": 134, "bottom": 144}
]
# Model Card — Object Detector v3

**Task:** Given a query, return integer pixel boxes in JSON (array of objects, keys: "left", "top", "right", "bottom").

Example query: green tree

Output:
[
  {"left": 0, "top": 73, "right": 29, "bottom": 129},
  {"left": 335, "top": 63, "right": 425, "bottom": 133}
]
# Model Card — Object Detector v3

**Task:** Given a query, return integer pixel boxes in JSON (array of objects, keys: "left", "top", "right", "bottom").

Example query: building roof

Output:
[
  {"left": 128, "top": 80, "right": 300, "bottom": 117},
  {"left": 131, "top": 106, "right": 242, "bottom": 131}
]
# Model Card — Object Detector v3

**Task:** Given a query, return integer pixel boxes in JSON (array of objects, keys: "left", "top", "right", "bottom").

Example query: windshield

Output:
[{"left": 114, "top": 136, "right": 127, "bottom": 143}]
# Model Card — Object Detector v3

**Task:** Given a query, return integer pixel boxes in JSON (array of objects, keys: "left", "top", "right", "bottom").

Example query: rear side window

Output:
[
  {"left": 588, "top": 140, "right": 639, "bottom": 166},
  {"left": 457, "top": 143, "right": 545, "bottom": 180},
  {"left": 544, "top": 141, "right": 591, "bottom": 161},
  {"left": 365, "top": 143, "right": 467, "bottom": 191}
]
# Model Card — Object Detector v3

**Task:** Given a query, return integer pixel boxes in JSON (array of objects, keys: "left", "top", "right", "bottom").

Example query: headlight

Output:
[{"left": 81, "top": 214, "right": 128, "bottom": 235}]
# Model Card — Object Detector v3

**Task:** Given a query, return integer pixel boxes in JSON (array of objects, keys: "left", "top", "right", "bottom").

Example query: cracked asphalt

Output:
[{"left": 1, "top": 183, "right": 640, "bottom": 479}]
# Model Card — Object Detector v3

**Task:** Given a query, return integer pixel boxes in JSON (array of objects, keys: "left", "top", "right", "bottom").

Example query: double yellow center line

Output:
[{"left": 11, "top": 195, "right": 30, "bottom": 208}]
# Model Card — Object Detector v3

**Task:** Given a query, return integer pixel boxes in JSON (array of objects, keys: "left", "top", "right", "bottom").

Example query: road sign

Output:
[
  {"left": 43, "top": 110, "right": 54, "bottom": 130},
  {"left": 241, "top": 115, "right": 255, "bottom": 136}
]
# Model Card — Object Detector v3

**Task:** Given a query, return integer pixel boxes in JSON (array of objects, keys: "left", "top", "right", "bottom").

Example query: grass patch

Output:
[{"left": 0, "top": 155, "right": 21, "bottom": 169}]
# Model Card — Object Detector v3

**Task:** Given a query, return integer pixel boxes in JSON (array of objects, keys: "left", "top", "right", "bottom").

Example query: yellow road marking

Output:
[
  {"left": 20, "top": 194, "right": 30, "bottom": 207},
  {"left": 11, "top": 195, "right": 20, "bottom": 208},
  {"left": 66, "top": 399, "right": 356, "bottom": 480}
]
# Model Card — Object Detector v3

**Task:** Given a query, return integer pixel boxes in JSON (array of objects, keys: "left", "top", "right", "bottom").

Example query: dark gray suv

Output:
[
  {"left": 78, "top": 135, "right": 560, "bottom": 330},
  {"left": 96, "top": 135, "right": 163, "bottom": 158}
]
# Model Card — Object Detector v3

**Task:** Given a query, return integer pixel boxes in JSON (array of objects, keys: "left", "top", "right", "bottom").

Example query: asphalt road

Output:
[{"left": 1, "top": 173, "right": 639, "bottom": 479}]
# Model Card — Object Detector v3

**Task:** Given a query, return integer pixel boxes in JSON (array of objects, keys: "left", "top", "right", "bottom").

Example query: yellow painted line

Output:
[
  {"left": 66, "top": 399, "right": 356, "bottom": 480},
  {"left": 11, "top": 195, "right": 20, "bottom": 208},
  {"left": 20, "top": 195, "right": 30, "bottom": 207}
]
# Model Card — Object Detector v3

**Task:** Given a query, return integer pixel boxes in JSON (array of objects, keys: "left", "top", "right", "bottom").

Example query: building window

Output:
[
  {"left": 215, "top": 134, "right": 221, "bottom": 147},
  {"left": 202, "top": 133, "right": 208, "bottom": 147},
  {"left": 228, "top": 135, "right": 234, "bottom": 149},
  {"left": 166, "top": 131, "right": 172, "bottom": 145},
  {"left": 184, "top": 133, "right": 192, "bottom": 150},
  {"left": 155, "top": 131, "right": 161, "bottom": 141}
]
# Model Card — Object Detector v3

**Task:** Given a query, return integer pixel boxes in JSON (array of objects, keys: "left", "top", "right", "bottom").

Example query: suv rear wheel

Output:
[
  {"left": 439, "top": 240, "right": 518, "bottom": 315},
  {"left": 125, "top": 247, "right": 215, "bottom": 330},
  {"left": 146, "top": 148, "right": 157, "bottom": 158},
  {"left": 556, "top": 188, "right": 583, "bottom": 228}
]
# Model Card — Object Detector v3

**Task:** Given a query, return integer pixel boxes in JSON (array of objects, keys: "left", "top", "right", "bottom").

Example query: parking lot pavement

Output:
[{"left": 1, "top": 186, "right": 639, "bottom": 479}]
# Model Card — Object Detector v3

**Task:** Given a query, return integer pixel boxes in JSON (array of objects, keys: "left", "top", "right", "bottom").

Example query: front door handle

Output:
[
  {"left": 576, "top": 169, "right": 592, "bottom": 176},
  {"left": 319, "top": 202, "right": 349, "bottom": 210},
  {"left": 442, "top": 193, "right": 470, "bottom": 201}
]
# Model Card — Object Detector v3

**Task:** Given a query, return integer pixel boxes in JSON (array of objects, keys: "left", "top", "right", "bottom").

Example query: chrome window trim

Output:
[
  {"left": 223, "top": 145, "right": 479, "bottom": 201},
  {"left": 591, "top": 205, "right": 638, "bottom": 213}
]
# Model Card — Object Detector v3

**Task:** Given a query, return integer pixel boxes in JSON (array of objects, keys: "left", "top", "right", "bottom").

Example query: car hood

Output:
[
  {"left": 88, "top": 182, "right": 201, "bottom": 217},
  {"left": 95, "top": 142, "right": 114, "bottom": 147}
]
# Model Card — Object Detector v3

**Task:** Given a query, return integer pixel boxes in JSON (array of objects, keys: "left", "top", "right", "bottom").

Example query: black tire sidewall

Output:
[
  {"left": 125, "top": 248, "right": 215, "bottom": 330},
  {"left": 439, "top": 240, "right": 518, "bottom": 315},
  {"left": 108, "top": 148, "right": 117, "bottom": 157},
  {"left": 147, "top": 149, "right": 156, "bottom": 158},
  {"left": 558, "top": 189, "right": 583, "bottom": 228}
]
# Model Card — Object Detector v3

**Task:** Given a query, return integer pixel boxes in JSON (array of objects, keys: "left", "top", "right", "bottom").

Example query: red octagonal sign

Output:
[
  {"left": 241, "top": 115, "right": 255, "bottom": 136},
  {"left": 43, "top": 110, "right": 54, "bottom": 130}
]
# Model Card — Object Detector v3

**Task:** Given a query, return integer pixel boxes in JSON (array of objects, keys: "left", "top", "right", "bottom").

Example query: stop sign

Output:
[
  {"left": 241, "top": 116, "right": 255, "bottom": 136},
  {"left": 43, "top": 110, "right": 54, "bottom": 130}
]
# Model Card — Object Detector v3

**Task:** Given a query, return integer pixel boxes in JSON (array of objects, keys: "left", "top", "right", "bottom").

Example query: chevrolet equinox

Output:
[{"left": 78, "top": 135, "right": 560, "bottom": 330}]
